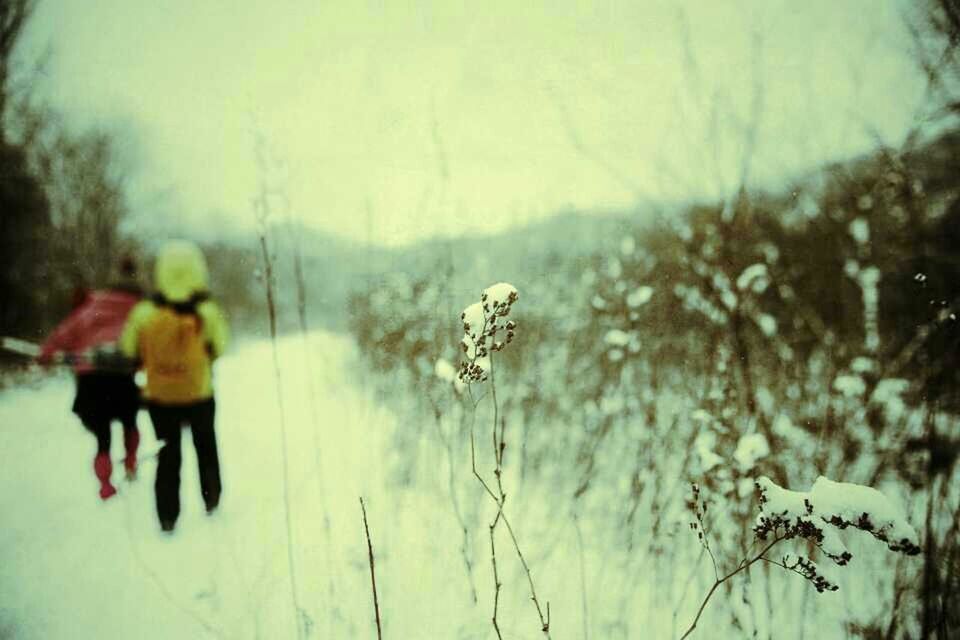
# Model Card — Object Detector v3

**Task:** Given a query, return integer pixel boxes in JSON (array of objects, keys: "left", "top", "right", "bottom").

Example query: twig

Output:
[
  {"left": 360, "top": 497, "right": 383, "bottom": 640},
  {"left": 430, "top": 399, "right": 478, "bottom": 604},
  {"left": 252, "top": 131, "right": 304, "bottom": 640},
  {"left": 464, "top": 300, "right": 552, "bottom": 638},
  {"left": 489, "top": 523, "right": 503, "bottom": 640},
  {"left": 680, "top": 535, "right": 786, "bottom": 640},
  {"left": 501, "top": 512, "right": 551, "bottom": 634},
  {"left": 574, "top": 513, "right": 590, "bottom": 640},
  {"left": 285, "top": 215, "right": 339, "bottom": 633}
]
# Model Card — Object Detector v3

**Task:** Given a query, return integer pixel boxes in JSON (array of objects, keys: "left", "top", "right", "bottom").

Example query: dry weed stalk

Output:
[
  {"left": 252, "top": 131, "right": 304, "bottom": 640},
  {"left": 459, "top": 284, "right": 551, "bottom": 639},
  {"left": 360, "top": 497, "right": 383, "bottom": 640}
]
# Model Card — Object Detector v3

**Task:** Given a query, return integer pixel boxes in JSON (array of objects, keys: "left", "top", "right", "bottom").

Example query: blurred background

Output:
[{"left": 1, "top": 0, "right": 959, "bottom": 638}]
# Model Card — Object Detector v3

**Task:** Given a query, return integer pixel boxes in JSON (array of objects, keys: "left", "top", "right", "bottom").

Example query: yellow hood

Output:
[{"left": 154, "top": 240, "right": 209, "bottom": 302}]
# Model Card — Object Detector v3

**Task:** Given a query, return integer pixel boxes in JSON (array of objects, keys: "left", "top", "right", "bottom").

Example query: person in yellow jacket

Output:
[{"left": 120, "top": 240, "right": 229, "bottom": 533}]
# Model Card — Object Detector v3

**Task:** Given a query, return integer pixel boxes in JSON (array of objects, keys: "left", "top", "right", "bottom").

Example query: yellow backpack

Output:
[{"left": 140, "top": 305, "right": 208, "bottom": 404}]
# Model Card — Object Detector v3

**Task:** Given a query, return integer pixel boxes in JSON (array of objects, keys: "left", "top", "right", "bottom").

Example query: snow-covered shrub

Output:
[
  {"left": 343, "top": 137, "right": 960, "bottom": 635},
  {"left": 682, "top": 476, "right": 921, "bottom": 638}
]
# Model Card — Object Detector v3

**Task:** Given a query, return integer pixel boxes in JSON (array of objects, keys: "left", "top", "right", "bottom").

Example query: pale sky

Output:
[{"left": 19, "top": 0, "right": 927, "bottom": 246}]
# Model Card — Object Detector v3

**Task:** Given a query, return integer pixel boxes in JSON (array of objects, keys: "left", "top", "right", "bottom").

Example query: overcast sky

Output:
[{"left": 19, "top": 0, "right": 927, "bottom": 246}]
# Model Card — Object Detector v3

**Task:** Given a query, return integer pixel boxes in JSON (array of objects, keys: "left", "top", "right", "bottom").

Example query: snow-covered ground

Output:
[
  {"left": 0, "top": 332, "right": 585, "bottom": 639},
  {"left": 0, "top": 332, "right": 918, "bottom": 639},
  {"left": 1, "top": 333, "right": 402, "bottom": 638}
]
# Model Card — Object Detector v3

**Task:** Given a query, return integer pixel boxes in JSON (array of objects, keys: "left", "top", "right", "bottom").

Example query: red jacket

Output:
[{"left": 40, "top": 288, "right": 142, "bottom": 374}]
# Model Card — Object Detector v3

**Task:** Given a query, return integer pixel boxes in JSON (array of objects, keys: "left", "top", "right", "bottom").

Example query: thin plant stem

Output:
[
  {"left": 680, "top": 535, "right": 786, "bottom": 640},
  {"left": 360, "top": 497, "right": 383, "bottom": 640},
  {"left": 256, "top": 224, "right": 304, "bottom": 640}
]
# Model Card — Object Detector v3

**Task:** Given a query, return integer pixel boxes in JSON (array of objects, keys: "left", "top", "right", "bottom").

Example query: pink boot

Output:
[
  {"left": 94, "top": 453, "right": 117, "bottom": 500},
  {"left": 123, "top": 429, "right": 140, "bottom": 480}
]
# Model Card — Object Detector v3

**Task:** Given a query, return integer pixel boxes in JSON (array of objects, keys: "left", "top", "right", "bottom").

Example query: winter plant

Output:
[
  {"left": 457, "top": 283, "right": 551, "bottom": 639},
  {"left": 681, "top": 476, "right": 922, "bottom": 639}
]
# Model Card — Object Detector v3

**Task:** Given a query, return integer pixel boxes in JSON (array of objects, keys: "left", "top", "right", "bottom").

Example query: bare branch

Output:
[{"left": 360, "top": 497, "right": 383, "bottom": 640}]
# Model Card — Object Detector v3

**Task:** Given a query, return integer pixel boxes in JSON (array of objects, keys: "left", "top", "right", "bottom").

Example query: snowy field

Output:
[
  {"left": 0, "top": 332, "right": 919, "bottom": 639},
  {"left": 0, "top": 332, "right": 575, "bottom": 640}
]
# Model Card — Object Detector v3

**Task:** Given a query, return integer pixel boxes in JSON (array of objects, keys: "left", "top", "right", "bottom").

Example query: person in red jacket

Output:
[{"left": 39, "top": 257, "right": 144, "bottom": 500}]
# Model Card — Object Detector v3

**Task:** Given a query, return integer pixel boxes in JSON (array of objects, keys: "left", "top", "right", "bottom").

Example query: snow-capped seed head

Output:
[
  {"left": 458, "top": 283, "right": 520, "bottom": 383},
  {"left": 482, "top": 283, "right": 519, "bottom": 309}
]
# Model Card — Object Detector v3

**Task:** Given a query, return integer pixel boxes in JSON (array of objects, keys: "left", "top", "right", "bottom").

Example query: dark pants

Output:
[
  {"left": 74, "top": 373, "right": 140, "bottom": 454},
  {"left": 81, "top": 415, "right": 138, "bottom": 454},
  {"left": 148, "top": 399, "right": 221, "bottom": 525}
]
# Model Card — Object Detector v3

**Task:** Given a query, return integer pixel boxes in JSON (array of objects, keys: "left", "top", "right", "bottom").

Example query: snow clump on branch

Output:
[
  {"left": 753, "top": 475, "right": 921, "bottom": 592},
  {"left": 458, "top": 283, "right": 519, "bottom": 384}
]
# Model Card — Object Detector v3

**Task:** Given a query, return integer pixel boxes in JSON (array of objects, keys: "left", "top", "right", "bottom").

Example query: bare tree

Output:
[{"left": 0, "top": 0, "right": 35, "bottom": 129}]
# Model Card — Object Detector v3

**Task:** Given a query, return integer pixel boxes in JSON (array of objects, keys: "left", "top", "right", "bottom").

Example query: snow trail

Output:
[{"left": 0, "top": 333, "right": 404, "bottom": 639}]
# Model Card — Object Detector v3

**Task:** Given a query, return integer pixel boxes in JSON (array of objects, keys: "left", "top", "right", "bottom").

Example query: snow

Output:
[
  {"left": 733, "top": 433, "right": 769, "bottom": 471},
  {"left": 460, "top": 302, "right": 486, "bottom": 340},
  {"left": 850, "top": 357, "right": 875, "bottom": 374},
  {"left": 695, "top": 431, "right": 724, "bottom": 472},
  {"left": 870, "top": 378, "right": 909, "bottom": 422},
  {"left": 0, "top": 327, "right": 924, "bottom": 639},
  {"left": 2, "top": 333, "right": 532, "bottom": 639},
  {"left": 460, "top": 335, "right": 478, "bottom": 360},
  {"left": 756, "top": 313, "right": 777, "bottom": 337},
  {"left": 736, "top": 264, "right": 769, "bottom": 293},
  {"left": 833, "top": 374, "right": 866, "bottom": 398},
  {"left": 0, "top": 334, "right": 402, "bottom": 639},
  {"left": 848, "top": 218, "right": 870, "bottom": 246},
  {"left": 691, "top": 409, "right": 713, "bottom": 423},
  {"left": 756, "top": 475, "right": 920, "bottom": 560},
  {"left": 807, "top": 477, "right": 919, "bottom": 552},
  {"left": 858, "top": 266, "right": 881, "bottom": 291},
  {"left": 481, "top": 282, "right": 518, "bottom": 309},
  {"left": 626, "top": 286, "right": 654, "bottom": 308},
  {"left": 604, "top": 329, "right": 632, "bottom": 347},
  {"left": 605, "top": 258, "right": 622, "bottom": 279},
  {"left": 434, "top": 358, "right": 456, "bottom": 382},
  {"left": 720, "top": 290, "right": 738, "bottom": 312}
]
